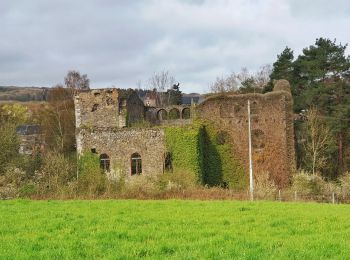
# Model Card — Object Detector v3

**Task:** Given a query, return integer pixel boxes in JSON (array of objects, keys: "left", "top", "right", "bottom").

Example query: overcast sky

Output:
[{"left": 1, "top": 0, "right": 350, "bottom": 93}]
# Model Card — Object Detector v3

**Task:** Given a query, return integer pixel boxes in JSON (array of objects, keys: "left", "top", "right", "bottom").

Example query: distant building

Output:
[
  {"left": 16, "top": 125, "right": 44, "bottom": 155},
  {"left": 181, "top": 93, "right": 204, "bottom": 105}
]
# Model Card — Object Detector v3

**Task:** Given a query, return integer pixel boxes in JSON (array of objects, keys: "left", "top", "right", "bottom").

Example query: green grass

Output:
[{"left": 1, "top": 200, "right": 350, "bottom": 259}]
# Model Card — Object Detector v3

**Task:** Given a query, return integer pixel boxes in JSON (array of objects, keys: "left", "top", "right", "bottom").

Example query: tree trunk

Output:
[{"left": 339, "top": 132, "right": 343, "bottom": 172}]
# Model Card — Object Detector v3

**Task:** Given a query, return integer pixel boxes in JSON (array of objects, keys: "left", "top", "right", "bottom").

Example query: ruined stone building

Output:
[
  {"left": 75, "top": 80, "right": 295, "bottom": 188},
  {"left": 16, "top": 125, "right": 44, "bottom": 155}
]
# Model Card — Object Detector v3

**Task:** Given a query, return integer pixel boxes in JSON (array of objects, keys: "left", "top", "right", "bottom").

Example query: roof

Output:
[
  {"left": 181, "top": 95, "right": 204, "bottom": 105},
  {"left": 16, "top": 125, "right": 41, "bottom": 135}
]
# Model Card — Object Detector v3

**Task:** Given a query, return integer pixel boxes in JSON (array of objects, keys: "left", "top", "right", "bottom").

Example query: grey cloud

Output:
[{"left": 0, "top": 0, "right": 350, "bottom": 93}]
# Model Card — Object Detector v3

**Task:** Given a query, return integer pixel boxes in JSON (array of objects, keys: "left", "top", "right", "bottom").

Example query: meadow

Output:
[{"left": 1, "top": 200, "right": 350, "bottom": 259}]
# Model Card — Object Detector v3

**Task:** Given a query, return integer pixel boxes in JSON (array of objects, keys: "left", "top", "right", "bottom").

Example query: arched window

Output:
[
  {"left": 164, "top": 152, "right": 172, "bottom": 172},
  {"left": 131, "top": 153, "right": 142, "bottom": 175},
  {"left": 157, "top": 109, "right": 168, "bottom": 120},
  {"left": 100, "top": 154, "right": 110, "bottom": 171},
  {"left": 182, "top": 108, "right": 191, "bottom": 119},
  {"left": 168, "top": 108, "right": 180, "bottom": 119}
]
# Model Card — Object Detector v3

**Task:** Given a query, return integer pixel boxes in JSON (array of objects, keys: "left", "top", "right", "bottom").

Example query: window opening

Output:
[
  {"left": 182, "top": 108, "right": 191, "bottom": 119},
  {"left": 164, "top": 152, "right": 173, "bottom": 172},
  {"left": 131, "top": 153, "right": 142, "bottom": 175},
  {"left": 100, "top": 153, "right": 110, "bottom": 171}
]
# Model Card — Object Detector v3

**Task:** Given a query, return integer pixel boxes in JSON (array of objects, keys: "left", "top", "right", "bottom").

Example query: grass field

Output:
[{"left": 1, "top": 200, "right": 350, "bottom": 259}]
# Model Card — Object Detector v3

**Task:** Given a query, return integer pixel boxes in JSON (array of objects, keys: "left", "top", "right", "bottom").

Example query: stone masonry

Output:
[
  {"left": 75, "top": 80, "right": 295, "bottom": 187},
  {"left": 196, "top": 80, "right": 295, "bottom": 187}
]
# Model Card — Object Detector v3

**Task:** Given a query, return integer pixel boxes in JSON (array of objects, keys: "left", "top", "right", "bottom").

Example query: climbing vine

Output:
[
  {"left": 201, "top": 122, "right": 247, "bottom": 190},
  {"left": 164, "top": 121, "right": 247, "bottom": 190},
  {"left": 164, "top": 123, "right": 204, "bottom": 183}
]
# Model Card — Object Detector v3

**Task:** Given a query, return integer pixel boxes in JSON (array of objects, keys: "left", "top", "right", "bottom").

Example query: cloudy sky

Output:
[{"left": 1, "top": 0, "right": 350, "bottom": 93}]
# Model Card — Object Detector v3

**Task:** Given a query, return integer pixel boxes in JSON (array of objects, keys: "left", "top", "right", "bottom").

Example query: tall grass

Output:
[{"left": 1, "top": 200, "right": 350, "bottom": 259}]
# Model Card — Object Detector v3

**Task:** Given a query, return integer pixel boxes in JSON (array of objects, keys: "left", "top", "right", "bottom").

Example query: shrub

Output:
[
  {"left": 104, "top": 162, "right": 128, "bottom": 194},
  {"left": 292, "top": 170, "right": 327, "bottom": 196},
  {"left": 35, "top": 152, "right": 76, "bottom": 195},
  {"left": 0, "top": 123, "right": 19, "bottom": 175},
  {"left": 340, "top": 172, "right": 350, "bottom": 197},
  {"left": 254, "top": 171, "right": 277, "bottom": 199},
  {"left": 0, "top": 167, "right": 26, "bottom": 199},
  {"left": 77, "top": 152, "right": 106, "bottom": 196},
  {"left": 123, "top": 175, "right": 159, "bottom": 197},
  {"left": 157, "top": 170, "right": 198, "bottom": 192}
]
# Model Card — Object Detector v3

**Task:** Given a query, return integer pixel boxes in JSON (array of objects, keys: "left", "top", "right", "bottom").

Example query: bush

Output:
[
  {"left": 0, "top": 167, "right": 27, "bottom": 199},
  {"left": 292, "top": 170, "right": 328, "bottom": 196},
  {"left": 122, "top": 175, "right": 159, "bottom": 197},
  {"left": 77, "top": 153, "right": 106, "bottom": 196},
  {"left": 254, "top": 171, "right": 277, "bottom": 199},
  {"left": 157, "top": 170, "right": 198, "bottom": 192},
  {"left": 0, "top": 123, "right": 20, "bottom": 175},
  {"left": 35, "top": 152, "right": 76, "bottom": 196},
  {"left": 339, "top": 172, "right": 350, "bottom": 197}
]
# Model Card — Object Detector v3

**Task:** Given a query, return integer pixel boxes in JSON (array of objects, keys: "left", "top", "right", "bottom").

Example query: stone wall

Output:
[
  {"left": 196, "top": 83, "right": 295, "bottom": 187},
  {"left": 75, "top": 82, "right": 295, "bottom": 187},
  {"left": 145, "top": 105, "right": 192, "bottom": 125},
  {"left": 77, "top": 128, "right": 166, "bottom": 176},
  {"left": 126, "top": 93, "right": 145, "bottom": 126},
  {"left": 74, "top": 89, "right": 119, "bottom": 129},
  {"left": 18, "top": 134, "right": 44, "bottom": 155},
  {"left": 75, "top": 89, "right": 145, "bottom": 129}
]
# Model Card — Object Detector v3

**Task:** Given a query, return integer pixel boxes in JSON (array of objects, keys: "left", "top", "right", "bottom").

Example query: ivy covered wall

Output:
[
  {"left": 201, "top": 123, "right": 247, "bottom": 190},
  {"left": 164, "top": 121, "right": 247, "bottom": 190},
  {"left": 164, "top": 123, "right": 204, "bottom": 183}
]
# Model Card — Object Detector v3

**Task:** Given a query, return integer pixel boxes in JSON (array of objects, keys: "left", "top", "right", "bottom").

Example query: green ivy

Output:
[
  {"left": 164, "top": 121, "right": 247, "bottom": 190},
  {"left": 201, "top": 123, "right": 247, "bottom": 190},
  {"left": 164, "top": 124, "right": 204, "bottom": 183},
  {"left": 78, "top": 152, "right": 101, "bottom": 176}
]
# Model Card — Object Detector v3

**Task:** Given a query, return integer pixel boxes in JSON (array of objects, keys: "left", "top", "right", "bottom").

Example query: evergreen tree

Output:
[
  {"left": 293, "top": 38, "right": 350, "bottom": 176},
  {"left": 264, "top": 47, "right": 294, "bottom": 93}
]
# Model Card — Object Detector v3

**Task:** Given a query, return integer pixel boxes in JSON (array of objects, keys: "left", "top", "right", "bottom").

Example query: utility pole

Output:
[{"left": 248, "top": 100, "right": 254, "bottom": 201}]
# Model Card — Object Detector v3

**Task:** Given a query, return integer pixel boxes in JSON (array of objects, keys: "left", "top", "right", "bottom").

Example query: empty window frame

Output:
[
  {"left": 100, "top": 153, "right": 110, "bottom": 171},
  {"left": 164, "top": 152, "right": 173, "bottom": 172},
  {"left": 131, "top": 153, "right": 142, "bottom": 175}
]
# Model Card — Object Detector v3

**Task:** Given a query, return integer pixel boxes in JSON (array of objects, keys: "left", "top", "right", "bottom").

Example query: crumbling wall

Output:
[
  {"left": 74, "top": 89, "right": 119, "bottom": 129},
  {"left": 126, "top": 93, "right": 145, "bottom": 126},
  {"left": 18, "top": 134, "right": 44, "bottom": 155},
  {"left": 196, "top": 83, "right": 295, "bottom": 188},
  {"left": 77, "top": 128, "right": 166, "bottom": 176}
]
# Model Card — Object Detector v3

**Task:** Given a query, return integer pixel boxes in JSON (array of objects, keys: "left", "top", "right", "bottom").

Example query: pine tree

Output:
[
  {"left": 293, "top": 38, "right": 350, "bottom": 176},
  {"left": 264, "top": 47, "right": 294, "bottom": 93}
]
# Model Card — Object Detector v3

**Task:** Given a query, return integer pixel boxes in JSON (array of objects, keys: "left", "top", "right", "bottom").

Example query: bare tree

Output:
[
  {"left": 209, "top": 65, "right": 272, "bottom": 93},
  {"left": 64, "top": 70, "right": 90, "bottom": 92},
  {"left": 254, "top": 64, "right": 272, "bottom": 88},
  {"left": 40, "top": 85, "right": 76, "bottom": 154},
  {"left": 147, "top": 71, "right": 177, "bottom": 106},
  {"left": 148, "top": 71, "right": 176, "bottom": 92},
  {"left": 210, "top": 73, "right": 240, "bottom": 93},
  {"left": 303, "top": 107, "right": 334, "bottom": 175}
]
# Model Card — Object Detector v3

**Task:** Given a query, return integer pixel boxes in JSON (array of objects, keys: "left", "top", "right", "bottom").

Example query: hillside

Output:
[{"left": 0, "top": 86, "right": 48, "bottom": 102}]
